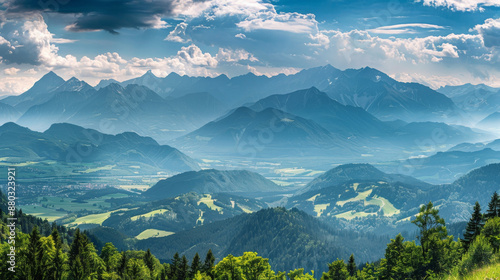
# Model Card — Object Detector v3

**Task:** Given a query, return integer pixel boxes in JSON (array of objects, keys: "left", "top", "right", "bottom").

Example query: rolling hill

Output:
[{"left": 144, "top": 169, "right": 282, "bottom": 199}]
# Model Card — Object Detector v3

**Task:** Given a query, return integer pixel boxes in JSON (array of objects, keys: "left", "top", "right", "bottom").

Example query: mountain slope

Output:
[{"left": 144, "top": 169, "right": 282, "bottom": 199}]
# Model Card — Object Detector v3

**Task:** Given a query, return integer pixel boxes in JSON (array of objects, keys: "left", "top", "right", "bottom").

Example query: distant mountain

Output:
[
  {"left": 45, "top": 123, "right": 200, "bottom": 172},
  {"left": 173, "top": 106, "right": 354, "bottom": 157},
  {"left": 136, "top": 207, "right": 386, "bottom": 273},
  {"left": 144, "top": 169, "right": 282, "bottom": 199},
  {"left": 389, "top": 121, "right": 484, "bottom": 145},
  {"left": 248, "top": 87, "right": 389, "bottom": 137},
  {"left": 381, "top": 148, "right": 500, "bottom": 184},
  {"left": 112, "top": 65, "right": 458, "bottom": 123},
  {"left": 17, "top": 77, "right": 97, "bottom": 131},
  {"left": 95, "top": 78, "right": 120, "bottom": 90},
  {"left": 103, "top": 192, "right": 267, "bottom": 236},
  {"left": 0, "top": 102, "right": 21, "bottom": 124},
  {"left": 0, "top": 122, "right": 199, "bottom": 174},
  {"left": 477, "top": 112, "right": 500, "bottom": 129},
  {"left": 17, "top": 81, "right": 229, "bottom": 142},
  {"left": 321, "top": 67, "right": 459, "bottom": 122},
  {"left": 448, "top": 139, "right": 500, "bottom": 152},
  {"left": 438, "top": 84, "right": 500, "bottom": 119},
  {"left": 302, "top": 163, "right": 432, "bottom": 193},
  {"left": 2, "top": 71, "right": 65, "bottom": 112}
]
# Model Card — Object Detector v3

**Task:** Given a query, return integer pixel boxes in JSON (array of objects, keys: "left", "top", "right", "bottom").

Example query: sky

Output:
[{"left": 0, "top": 0, "right": 499, "bottom": 96}]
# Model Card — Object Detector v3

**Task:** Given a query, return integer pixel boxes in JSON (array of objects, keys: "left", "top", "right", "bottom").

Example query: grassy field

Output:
[
  {"left": 131, "top": 209, "right": 169, "bottom": 221},
  {"left": 20, "top": 193, "right": 130, "bottom": 222},
  {"left": 445, "top": 262, "right": 500, "bottom": 280},
  {"left": 79, "top": 165, "right": 116, "bottom": 173},
  {"left": 18, "top": 205, "right": 67, "bottom": 222},
  {"left": 197, "top": 194, "right": 223, "bottom": 211},
  {"left": 136, "top": 229, "right": 175, "bottom": 240},
  {"left": 314, "top": 203, "right": 330, "bottom": 217},
  {"left": 372, "top": 195, "right": 400, "bottom": 216},
  {"left": 336, "top": 190, "right": 372, "bottom": 207},
  {"left": 237, "top": 204, "right": 253, "bottom": 214},
  {"left": 67, "top": 208, "right": 130, "bottom": 227}
]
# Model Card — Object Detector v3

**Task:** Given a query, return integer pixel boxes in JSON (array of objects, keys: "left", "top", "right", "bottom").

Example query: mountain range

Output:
[{"left": 113, "top": 65, "right": 459, "bottom": 123}]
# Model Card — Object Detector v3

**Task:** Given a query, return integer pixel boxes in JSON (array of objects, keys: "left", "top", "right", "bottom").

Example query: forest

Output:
[{"left": 1, "top": 190, "right": 500, "bottom": 279}]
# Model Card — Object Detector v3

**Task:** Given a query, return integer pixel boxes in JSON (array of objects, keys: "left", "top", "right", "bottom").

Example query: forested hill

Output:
[{"left": 136, "top": 207, "right": 388, "bottom": 273}]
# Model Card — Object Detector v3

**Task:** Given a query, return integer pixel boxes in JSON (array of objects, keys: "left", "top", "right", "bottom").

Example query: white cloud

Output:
[
  {"left": 471, "top": 18, "right": 500, "bottom": 47},
  {"left": 3, "top": 67, "right": 20, "bottom": 75},
  {"left": 235, "top": 33, "right": 246, "bottom": 39},
  {"left": 216, "top": 48, "right": 258, "bottom": 62},
  {"left": 416, "top": 0, "right": 500, "bottom": 12},
  {"left": 368, "top": 23, "right": 446, "bottom": 35},
  {"left": 237, "top": 11, "right": 317, "bottom": 33},
  {"left": 165, "top": 22, "right": 191, "bottom": 43}
]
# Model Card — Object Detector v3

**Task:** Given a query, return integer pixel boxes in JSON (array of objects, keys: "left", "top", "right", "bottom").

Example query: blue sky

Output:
[{"left": 0, "top": 0, "right": 499, "bottom": 96}]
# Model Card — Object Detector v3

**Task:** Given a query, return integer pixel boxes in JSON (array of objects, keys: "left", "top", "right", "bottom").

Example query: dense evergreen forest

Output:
[{"left": 1, "top": 190, "right": 500, "bottom": 279}]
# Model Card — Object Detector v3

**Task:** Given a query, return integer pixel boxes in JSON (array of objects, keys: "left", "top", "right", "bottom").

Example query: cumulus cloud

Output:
[
  {"left": 165, "top": 22, "right": 191, "bottom": 43},
  {"left": 416, "top": 0, "right": 500, "bottom": 12},
  {"left": 216, "top": 48, "right": 258, "bottom": 62},
  {"left": 471, "top": 18, "right": 500, "bottom": 48},
  {"left": 235, "top": 33, "right": 246, "bottom": 39},
  {"left": 3, "top": 67, "right": 19, "bottom": 75},
  {"left": 0, "top": 14, "right": 58, "bottom": 65}
]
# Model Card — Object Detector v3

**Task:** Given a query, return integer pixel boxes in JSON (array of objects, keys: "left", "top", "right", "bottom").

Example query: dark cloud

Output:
[{"left": 5, "top": 0, "right": 206, "bottom": 33}]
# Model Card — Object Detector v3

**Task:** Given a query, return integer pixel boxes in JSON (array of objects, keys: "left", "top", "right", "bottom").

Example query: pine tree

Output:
[
  {"left": 170, "top": 252, "right": 181, "bottom": 279},
  {"left": 347, "top": 254, "right": 356, "bottom": 276},
  {"left": 190, "top": 252, "right": 202, "bottom": 278},
  {"left": 486, "top": 192, "right": 500, "bottom": 219},
  {"left": 144, "top": 248, "right": 156, "bottom": 273},
  {"left": 179, "top": 255, "right": 189, "bottom": 280},
  {"left": 378, "top": 234, "right": 404, "bottom": 280},
  {"left": 69, "top": 229, "right": 87, "bottom": 280},
  {"left": 51, "top": 228, "right": 64, "bottom": 280},
  {"left": 202, "top": 249, "right": 216, "bottom": 279},
  {"left": 462, "top": 202, "right": 484, "bottom": 250},
  {"left": 118, "top": 251, "right": 128, "bottom": 277},
  {"left": 27, "top": 226, "right": 44, "bottom": 280}
]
